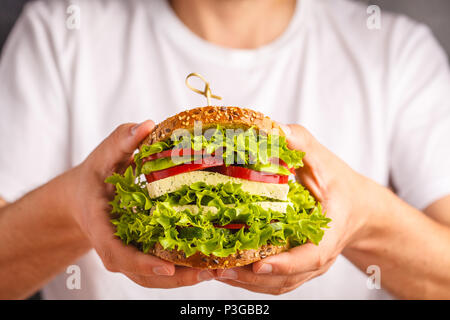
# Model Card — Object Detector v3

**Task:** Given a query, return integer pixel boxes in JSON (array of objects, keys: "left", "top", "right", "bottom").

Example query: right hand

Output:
[{"left": 67, "top": 121, "right": 216, "bottom": 287}]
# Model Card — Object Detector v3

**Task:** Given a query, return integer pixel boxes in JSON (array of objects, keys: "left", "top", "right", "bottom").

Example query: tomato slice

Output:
[
  {"left": 212, "top": 165, "right": 289, "bottom": 184},
  {"left": 214, "top": 223, "right": 249, "bottom": 230},
  {"left": 146, "top": 162, "right": 289, "bottom": 184},
  {"left": 145, "top": 156, "right": 223, "bottom": 182}
]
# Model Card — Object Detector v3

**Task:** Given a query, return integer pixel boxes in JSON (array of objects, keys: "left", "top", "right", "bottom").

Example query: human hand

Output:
[
  {"left": 216, "top": 124, "right": 373, "bottom": 295},
  {"left": 0, "top": 196, "right": 6, "bottom": 208},
  {"left": 68, "top": 121, "right": 215, "bottom": 288}
]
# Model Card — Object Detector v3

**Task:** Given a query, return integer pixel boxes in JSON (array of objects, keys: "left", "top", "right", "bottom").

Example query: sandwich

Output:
[{"left": 106, "top": 106, "right": 330, "bottom": 269}]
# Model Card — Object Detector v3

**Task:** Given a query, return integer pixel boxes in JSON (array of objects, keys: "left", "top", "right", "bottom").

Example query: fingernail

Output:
[
  {"left": 218, "top": 269, "right": 238, "bottom": 280},
  {"left": 130, "top": 122, "right": 143, "bottom": 136},
  {"left": 153, "top": 266, "right": 172, "bottom": 276},
  {"left": 279, "top": 124, "right": 291, "bottom": 137},
  {"left": 198, "top": 270, "right": 215, "bottom": 281},
  {"left": 255, "top": 264, "right": 272, "bottom": 274}
]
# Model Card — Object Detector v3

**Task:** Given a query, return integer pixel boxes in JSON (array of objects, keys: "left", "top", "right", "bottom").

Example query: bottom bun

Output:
[{"left": 150, "top": 242, "right": 290, "bottom": 269}]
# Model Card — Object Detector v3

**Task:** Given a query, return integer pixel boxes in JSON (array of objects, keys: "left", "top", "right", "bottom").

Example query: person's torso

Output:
[{"left": 44, "top": 0, "right": 397, "bottom": 299}]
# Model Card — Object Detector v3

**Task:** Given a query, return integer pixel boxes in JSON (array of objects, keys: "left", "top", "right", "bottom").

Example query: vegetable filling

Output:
[{"left": 105, "top": 125, "right": 330, "bottom": 258}]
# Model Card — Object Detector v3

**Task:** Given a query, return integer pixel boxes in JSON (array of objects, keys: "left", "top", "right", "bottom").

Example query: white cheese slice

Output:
[
  {"left": 146, "top": 171, "right": 289, "bottom": 200},
  {"left": 160, "top": 201, "right": 291, "bottom": 215}
]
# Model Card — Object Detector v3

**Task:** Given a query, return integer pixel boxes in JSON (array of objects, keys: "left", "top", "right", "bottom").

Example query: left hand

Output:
[
  {"left": 216, "top": 124, "right": 375, "bottom": 295},
  {"left": 70, "top": 121, "right": 215, "bottom": 288}
]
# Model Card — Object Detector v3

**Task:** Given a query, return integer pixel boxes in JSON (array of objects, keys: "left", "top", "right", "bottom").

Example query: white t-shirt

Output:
[{"left": 1, "top": 0, "right": 449, "bottom": 299}]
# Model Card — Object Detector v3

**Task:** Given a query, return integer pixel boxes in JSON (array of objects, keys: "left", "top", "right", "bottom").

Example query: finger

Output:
[
  {"left": 278, "top": 123, "right": 314, "bottom": 153},
  {"left": 217, "top": 265, "right": 314, "bottom": 289},
  {"left": 99, "top": 236, "right": 176, "bottom": 277},
  {"left": 293, "top": 166, "right": 325, "bottom": 203},
  {"left": 251, "top": 243, "right": 326, "bottom": 275},
  {"left": 216, "top": 278, "right": 305, "bottom": 296},
  {"left": 85, "top": 199, "right": 176, "bottom": 277},
  {"left": 0, "top": 196, "right": 7, "bottom": 208},
  {"left": 278, "top": 123, "right": 326, "bottom": 201},
  {"left": 88, "top": 120, "right": 155, "bottom": 175},
  {"left": 217, "top": 259, "right": 333, "bottom": 295},
  {"left": 124, "top": 267, "right": 216, "bottom": 289}
]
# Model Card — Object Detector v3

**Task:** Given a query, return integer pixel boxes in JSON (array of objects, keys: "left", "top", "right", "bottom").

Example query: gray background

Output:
[{"left": 0, "top": 0, "right": 448, "bottom": 300}]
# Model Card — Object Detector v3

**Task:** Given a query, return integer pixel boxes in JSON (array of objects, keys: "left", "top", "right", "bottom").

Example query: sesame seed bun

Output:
[{"left": 140, "top": 106, "right": 285, "bottom": 148}]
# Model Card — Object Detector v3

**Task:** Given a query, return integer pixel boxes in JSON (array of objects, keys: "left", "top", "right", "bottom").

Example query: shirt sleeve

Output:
[
  {"left": 0, "top": 2, "right": 70, "bottom": 202},
  {"left": 388, "top": 19, "right": 450, "bottom": 211}
]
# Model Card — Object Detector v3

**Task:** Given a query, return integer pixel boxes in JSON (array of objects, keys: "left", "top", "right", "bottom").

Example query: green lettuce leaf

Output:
[
  {"left": 136, "top": 125, "right": 305, "bottom": 170},
  {"left": 105, "top": 166, "right": 153, "bottom": 212},
  {"left": 106, "top": 166, "right": 331, "bottom": 258}
]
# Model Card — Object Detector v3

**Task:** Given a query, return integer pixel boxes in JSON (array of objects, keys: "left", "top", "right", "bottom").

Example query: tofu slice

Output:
[
  {"left": 146, "top": 171, "right": 289, "bottom": 200},
  {"left": 158, "top": 201, "right": 291, "bottom": 215}
]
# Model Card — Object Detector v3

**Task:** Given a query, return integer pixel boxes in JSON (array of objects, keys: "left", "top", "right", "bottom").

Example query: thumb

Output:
[
  {"left": 278, "top": 123, "right": 325, "bottom": 201},
  {"left": 88, "top": 120, "right": 155, "bottom": 174},
  {"left": 278, "top": 123, "right": 314, "bottom": 153}
]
